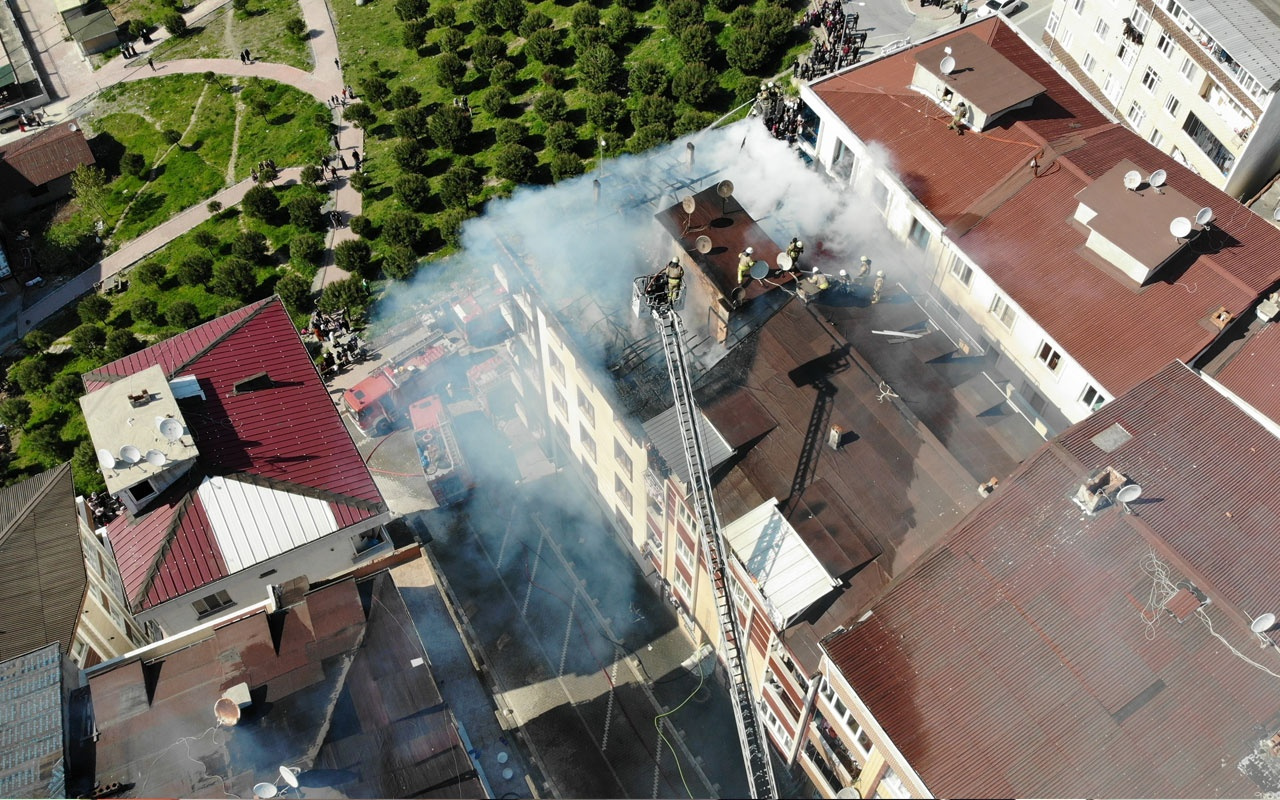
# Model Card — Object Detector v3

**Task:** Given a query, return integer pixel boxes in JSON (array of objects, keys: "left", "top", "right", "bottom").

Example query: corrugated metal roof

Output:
[
  {"left": 85, "top": 298, "right": 386, "bottom": 610},
  {"left": 823, "top": 361, "right": 1280, "bottom": 797},
  {"left": 0, "top": 643, "right": 66, "bottom": 800},
  {"left": 642, "top": 404, "right": 733, "bottom": 486},
  {"left": 0, "top": 120, "right": 94, "bottom": 190},
  {"left": 197, "top": 476, "right": 338, "bottom": 573},
  {"left": 1212, "top": 321, "right": 1280, "bottom": 423},
  {"left": 0, "top": 465, "right": 87, "bottom": 663},
  {"left": 1178, "top": 0, "right": 1280, "bottom": 89},
  {"left": 722, "top": 499, "right": 839, "bottom": 628}
]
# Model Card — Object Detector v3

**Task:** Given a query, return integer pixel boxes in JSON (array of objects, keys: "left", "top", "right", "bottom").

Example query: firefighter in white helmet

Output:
[
  {"left": 737, "top": 246, "right": 755, "bottom": 285},
  {"left": 871, "top": 269, "right": 886, "bottom": 304}
]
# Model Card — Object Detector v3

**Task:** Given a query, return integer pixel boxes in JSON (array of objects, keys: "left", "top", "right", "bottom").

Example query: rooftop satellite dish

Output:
[
  {"left": 1170, "top": 216, "right": 1193, "bottom": 239},
  {"left": 1149, "top": 169, "right": 1167, "bottom": 188},
  {"left": 940, "top": 55, "right": 956, "bottom": 75},
  {"left": 214, "top": 698, "right": 241, "bottom": 727},
  {"left": 1116, "top": 483, "right": 1142, "bottom": 504},
  {"left": 1196, "top": 206, "right": 1215, "bottom": 226},
  {"left": 145, "top": 449, "right": 167, "bottom": 467},
  {"left": 120, "top": 445, "right": 141, "bottom": 464},
  {"left": 1251, "top": 613, "right": 1277, "bottom": 634},
  {"left": 97, "top": 448, "right": 117, "bottom": 470},
  {"left": 279, "top": 767, "right": 300, "bottom": 789},
  {"left": 158, "top": 417, "right": 183, "bottom": 442},
  {"left": 749, "top": 260, "right": 769, "bottom": 280},
  {"left": 1273, "top": 205, "right": 1280, "bottom": 222},
  {"left": 716, "top": 179, "right": 735, "bottom": 198},
  {"left": 695, "top": 235, "right": 712, "bottom": 254},
  {"left": 836, "top": 788, "right": 862, "bottom": 800},
  {"left": 777, "top": 252, "right": 794, "bottom": 271},
  {"left": 1123, "top": 170, "right": 1143, "bottom": 191},
  {"left": 681, "top": 195, "right": 697, "bottom": 214},
  {"left": 253, "top": 783, "right": 278, "bottom": 799}
]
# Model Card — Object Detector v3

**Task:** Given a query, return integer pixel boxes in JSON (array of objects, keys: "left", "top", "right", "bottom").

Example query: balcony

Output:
[
  {"left": 813, "top": 711, "right": 862, "bottom": 786},
  {"left": 803, "top": 741, "right": 842, "bottom": 796},
  {"left": 766, "top": 675, "right": 801, "bottom": 719}
]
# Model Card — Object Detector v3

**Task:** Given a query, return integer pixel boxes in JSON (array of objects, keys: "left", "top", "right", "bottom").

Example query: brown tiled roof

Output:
[
  {"left": 1213, "top": 321, "right": 1280, "bottom": 424},
  {"left": 823, "top": 361, "right": 1280, "bottom": 797},
  {"left": 0, "top": 464, "right": 87, "bottom": 663},
  {"left": 0, "top": 121, "right": 94, "bottom": 190},
  {"left": 809, "top": 19, "right": 1280, "bottom": 398}
]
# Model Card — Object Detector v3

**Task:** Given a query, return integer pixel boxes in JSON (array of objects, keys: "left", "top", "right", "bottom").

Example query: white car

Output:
[{"left": 977, "top": 0, "right": 1020, "bottom": 16}]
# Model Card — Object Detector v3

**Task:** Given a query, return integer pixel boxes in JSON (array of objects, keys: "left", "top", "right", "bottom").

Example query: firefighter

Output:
[
  {"left": 645, "top": 270, "right": 669, "bottom": 306},
  {"left": 786, "top": 237, "right": 804, "bottom": 265},
  {"left": 737, "top": 246, "right": 755, "bottom": 285},
  {"left": 871, "top": 269, "right": 886, "bottom": 304},
  {"left": 811, "top": 268, "right": 830, "bottom": 291},
  {"left": 854, "top": 255, "right": 871, "bottom": 285},
  {"left": 665, "top": 258, "right": 684, "bottom": 302}
]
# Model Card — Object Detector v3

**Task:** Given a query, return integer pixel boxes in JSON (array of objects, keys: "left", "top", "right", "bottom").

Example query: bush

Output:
[
  {"left": 672, "top": 61, "right": 717, "bottom": 106},
  {"left": 472, "top": 36, "right": 507, "bottom": 74},
  {"left": 572, "top": 26, "right": 607, "bottom": 55},
  {"left": 665, "top": 0, "right": 702, "bottom": 37},
  {"left": 545, "top": 121, "right": 578, "bottom": 154},
  {"left": 493, "top": 0, "right": 526, "bottom": 30},
  {"left": 334, "top": 240, "right": 374, "bottom": 278},
  {"left": 604, "top": 7, "right": 636, "bottom": 45},
  {"left": 8, "top": 357, "right": 53, "bottom": 396},
  {"left": 24, "top": 424, "right": 69, "bottom": 468},
  {"left": 434, "top": 52, "right": 466, "bottom": 92},
  {"left": 382, "top": 245, "right": 419, "bottom": 281},
  {"left": 78, "top": 294, "right": 113, "bottom": 324},
  {"left": 232, "top": 231, "right": 270, "bottom": 264},
  {"left": 50, "top": 373, "right": 86, "bottom": 404},
  {"left": 395, "top": 106, "right": 433, "bottom": 141},
  {"left": 629, "top": 61, "right": 669, "bottom": 97},
  {"left": 494, "top": 143, "right": 536, "bottom": 183},
  {"left": 725, "top": 9, "right": 793, "bottom": 75},
  {"left": 162, "top": 11, "right": 188, "bottom": 37},
  {"left": 104, "top": 329, "right": 141, "bottom": 360},
  {"left": 383, "top": 210, "right": 424, "bottom": 250},
  {"left": 533, "top": 91, "right": 568, "bottom": 124},
  {"left": 177, "top": 253, "right": 213, "bottom": 285},
  {"left": 133, "top": 296, "right": 163, "bottom": 324},
  {"left": 550, "top": 152, "right": 584, "bottom": 182},
  {"left": 519, "top": 10, "right": 551, "bottom": 38},
  {"left": 242, "top": 184, "right": 279, "bottom": 220},
  {"left": 301, "top": 164, "right": 323, "bottom": 185},
  {"left": 70, "top": 324, "right": 106, "bottom": 358},
  {"left": 438, "top": 27, "right": 464, "bottom": 56},
  {"left": 437, "top": 208, "right": 473, "bottom": 249},
  {"left": 192, "top": 229, "right": 219, "bottom": 252},
  {"left": 395, "top": 173, "right": 434, "bottom": 211},
  {"left": 232, "top": 0, "right": 248, "bottom": 12},
  {"left": 361, "top": 75, "right": 391, "bottom": 106},
  {"left": 394, "top": 0, "right": 430, "bottom": 20},
  {"left": 491, "top": 120, "right": 523, "bottom": 145},
  {"left": 490, "top": 59, "right": 516, "bottom": 91},
  {"left": 632, "top": 94, "right": 675, "bottom": 130},
  {"left": 0, "top": 397, "right": 32, "bottom": 429},
  {"left": 317, "top": 276, "right": 371, "bottom": 315},
  {"left": 291, "top": 233, "right": 324, "bottom": 266},
  {"left": 342, "top": 103, "right": 376, "bottom": 129},
  {"left": 675, "top": 108, "right": 714, "bottom": 135},
  {"left": 121, "top": 152, "right": 147, "bottom": 178},
  {"left": 349, "top": 171, "right": 372, "bottom": 193},
  {"left": 284, "top": 16, "right": 306, "bottom": 39},
  {"left": 403, "top": 19, "right": 430, "bottom": 50},
  {"left": 578, "top": 45, "right": 620, "bottom": 94},
  {"left": 428, "top": 105, "right": 472, "bottom": 152},
  {"left": 570, "top": 2, "right": 600, "bottom": 28},
  {"left": 133, "top": 261, "right": 167, "bottom": 286},
  {"left": 349, "top": 215, "right": 375, "bottom": 238},
  {"left": 524, "top": 28, "right": 561, "bottom": 63},
  {"left": 481, "top": 86, "right": 512, "bottom": 117},
  {"left": 212, "top": 257, "right": 258, "bottom": 300},
  {"left": 433, "top": 2, "right": 456, "bottom": 26},
  {"left": 679, "top": 23, "right": 716, "bottom": 64},
  {"left": 541, "top": 65, "right": 566, "bottom": 88},
  {"left": 163, "top": 128, "right": 182, "bottom": 145},
  {"left": 390, "top": 84, "right": 421, "bottom": 109},
  {"left": 22, "top": 330, "right": 54, "bottom": 353},
  {"left": 287, "top": 193, "right": 324, "bottom": 231},
  {"left": 629, "top": 123, "right": 668, "bottom": 153},
  {"left": 166, "top": 300, "right": 201, "bottom": 328},
  {"left": 206, "top": 200, "right": 222, "bottom": 215},
  {"left": 584, "top": 91, "right": 624, "bottom": 133},
  {"left": 439, "top": 161, "right": 481, "bottom": 208},
  {"left": 276, "top": 272, "right": 314, "bottom": 313}
]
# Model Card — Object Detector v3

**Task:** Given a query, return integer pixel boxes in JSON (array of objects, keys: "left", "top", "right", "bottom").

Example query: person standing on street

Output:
[{"left": 147, "top": 57, "right": 155, "bottom": 71}]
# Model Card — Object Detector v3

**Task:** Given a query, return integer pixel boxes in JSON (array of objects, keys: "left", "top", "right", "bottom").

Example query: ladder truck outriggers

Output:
[{"left": 633, "top": 262, "right": 779, "bottom": 799}]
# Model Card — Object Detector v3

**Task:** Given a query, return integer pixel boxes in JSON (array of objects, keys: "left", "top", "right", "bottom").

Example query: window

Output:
[
  {"left": 72, "top": 639, "right": 90, "bottom": 665},
  {"left": 871, "top": 179, "right": 889, "bottom": 213},
  {"left": 1059, "top": 28, "right": 1074, "bottom": 48},
  {"left": 729, "top": 577, "right": 749, "bottom": 612},
  {"left": 1149, "top": 127, "right": 1165, "bottom": 147},
  {"left": 577, "top": 387, "right": 595, "bottom": 426},
  {"left": 552, "top": 386, "right": 567, "bottom": 416},
  {"left": 880, "top": 767, "right": 909, "bottom": 798},
  {"left": 1094, "top": 18, "right": 1110, "bottom": 39},
  {"left": 676, "top": 535, "right": 694, "bottom": 566},
  {"left": 1046, "top": 10, "right": 1059, "bottom": 33},
  {"left": 1183, "top": 111, "right": 1234, "bottom": 173},
  {"left": 579, "top": 424, "right": 596, "bottom": 461},
  {"left": 948, "top": 253, "right": 973, "bottom": 287},
  {"left": 1164, "top": 93, "right": 1181, "bottom": 117},
  {"left": 989, "top": 294, "right": 1017, "bottom": 330},
  {"left": 1020, "top": 379, "right": 1050, "bottom": 415},
  {"left": 1037, "top": 341, "right": 1064, "bottom": 374},
  {"left": 1127, "top": 101, "right": 1146, "bottom": 128},
  {"left": 761, "top": 700, "right": 793, "bottom": 750},
  {"left": 1130, "top": 5, "right": 1151, "bottom": 34},
  {"left": 614, "top": 440, "right": 633, "bottom": 475},
  {"left": 615, "top": 475, "right": 633, "bottom": 509},
  {"left": 1082, "top": 52, "right": 1097, "bottom": 73},
  {"left": 1178, "top": 55, "right": 1196, "bottom": 81},
  {"left": 1141, "top": 67, "right": 1161, "bottom": 93},
  {"left": 1103, "top": 72, "right": 1122, "bottom": 102},
  {"left": 193, "top": 590, "right": 234, "bottom": 617},
  {"left": 1116, "top": 41, "right": 1135, "bottom": 67},
  {"left": 1156, "top": 29, "right": 1174, "bottom": 56},
  {"left": 907, "top": 218, "right": 930, "bottom": 250},
  {"left": 1081, "top": 384, "right": 1107, "bottom": 411},
  {"left": 672, "top": 569, "right": 691, "bottom": 600},
  {"left": 1072, "top": 0, "right": 1084, "bottom": 13}
]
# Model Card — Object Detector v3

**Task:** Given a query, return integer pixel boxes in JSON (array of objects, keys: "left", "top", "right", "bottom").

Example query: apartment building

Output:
[{"left": 1042, "top": 0, "right": 1280, "bottom": 198}]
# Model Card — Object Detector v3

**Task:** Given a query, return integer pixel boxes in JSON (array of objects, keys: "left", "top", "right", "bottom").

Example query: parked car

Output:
[{"left": 978, "top": 0, "right": 1021, "bottom": 16}]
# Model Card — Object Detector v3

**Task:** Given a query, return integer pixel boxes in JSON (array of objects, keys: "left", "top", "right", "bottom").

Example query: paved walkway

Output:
[{"left": 11, "top": 0, "right": 363, "bottom": 336}]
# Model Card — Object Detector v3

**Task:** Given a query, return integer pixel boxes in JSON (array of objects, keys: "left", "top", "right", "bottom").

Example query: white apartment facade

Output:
[{"left": 1043, "top": 0, "right": 1280, "bottom": 199}]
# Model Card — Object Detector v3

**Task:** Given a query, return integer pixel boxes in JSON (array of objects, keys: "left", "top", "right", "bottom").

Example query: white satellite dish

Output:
[
  {"left": 836, "top": 788, "right": 862, "bottom": 800},
  {"left": 279, "top": 766, "right": 300, "bottom": 789},
  {"left": 1196, "top": 206, "right": 1215, "bottom": 226},
  {"left": 145, "top": 449, "right": 167, "bottom": 467},
  {"left": 749, "top": 260, "right": 769, "bottom": 280},
  {"left": 1250, "top": 613, "right": 1277, "bottom": 634},
  {"left": 940, "top": 55, "right": 956, "bottom": 75},
  {"left": 158, "top": 417, "right": 184, "bottom": 442},
  {"left": 1123, "top": 170, "right": 1143, "bottom": 190},
  {"left": 695, "top": 235, "right": 712, "bottom": 254},
  {"left": 716, "top": 179, "right": 735, "bottom": 198},
  {"left": 1149, "top": 169, "right": 1167, "bottom": 188},
  {"left": 253, "top": 783, "right": 278, "bottom": 799},
  {"left": 1116, "top": 483, "right": 1142, "bottom": 504},
  {"left": 777, "top": 252, "right": 794, "bottom": 271},
  {"left": 97, "top": 448, "right": 117, "bottom": 469},
  {"left": 1170, "top": 217, "right": 1193, "bottom": 239},
  {"left": 120, "top": 445, "right": 141, "bottom": 464},
  {"left": 681, "top": 195, "right": 696, "bottom": 214},
  {"left": 1273, "top": 205, "right": 1280, "bottom": 222}
]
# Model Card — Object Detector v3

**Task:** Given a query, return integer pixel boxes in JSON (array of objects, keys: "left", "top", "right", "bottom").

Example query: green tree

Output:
[
  {"left": 632, "top": 94, "right": 675, "bottom": 130},
  {"left": 524, "top": 28, "right": 561, "bottom": 63},
  {"left": 72, "top": 440, "right": 107, "bottom": 496},
  {"left": 301, "top": 164, "right": 323, "bottom": 185},
  {"left": 395, "top": 173, "right": 434, "bottom": 211},
  {"left": 232, "top": 0, "right": 248, "bottom": 13},
  {"left": 121, "top": 152, "right": 147, "bottom": 178},
  {"left": 541, "top": 65, "right": 565, "bottom": 88},
  {"left": 349, "top": 171, "right": 372, "bottom": 193},
  {"left": 519, "top": 10, "right": 551, "bottom": 38},
  {"left": 675, "top": 108, "right": 714, "bottom": 135},
  {"left": 490, "top": 60, "right": 517, "bottom": 91},
  {"left": 276, "top": 272, "right": 314, "bottom": 314},
  {"left": 382, "top": 245, "right": 419, "bottom": 280},
  {"left": 291, "top": 233, "right": 324, "bottom": 266},
  {"left": 545, "top": 121, "right": 578, "bottom": 153},
  {"left": 494, "top": 119, "right": 526, "bottom": 144},
  {"left": 23, "top": 330, "right": 54, "bottom": 353},
  {"left": 177, "top": 252, "right": 213, "bottom": 285},
  {"left": 604, "top": 7, "right": 636, "bottom": 46},
  {"left": 8, "top": 357, "right": 53, "bottom": 396},
  {"left": 494, "top": 143, "right": 536, "bottom": 183},
  {"left": 104, "top": 329, "right": 141, "bottom": 360},
  {"left": 212, "top": 257, "right": 258, "bottom": 300},
  {"left": 403, "top": 19, "right": 430, "bottom": 50},
  {"left": 383, "top": 210, "right": 424, "bottom": 250},
  {"left": 584, "top": 91, "right": 624, "bottom": 133},
  {"left": 162, "top": 11, "right": 188, "bottom": 37},
  {"left": 550, "top": 152, "right": 584, "bottom": 182},
  {"left": 438, "top": 27, "right": 464, "bottom": 56},
  {"left": 428, "top": 105, "right": 472, "bottom": 151},
  {"left": 163, "top": 128, "right": 182, "bottom": 145},
  {"left": 334, "top": 240, "right": 374, "bottom": 278},
  {"left": 284, "top": 16, "right": 306, "bottom": 39},
  {"left": 71, "top": 164, "right": 109, "bottom": 222},
  {"left": 192, "top": 229, "right": 219, "bottom": 252},
  {"left": 390, "top": 84, "right": 422, "bottom": 109},
  {"left": 472, "top": 36, "right": 507, "bottom": 74},
  {"left": 434, "top": 52, "right": 466, "bottom": 92},
  {"left": 533, "top": 91, "right": 568, "bottom": 124},
  {"left": 672, "top": 61, "right": 717, "bottom": 106},
  {"left": 578, "top": 45, "right": 620, "bottom": 94},
  {"left": 361, "top": 75, "right": 391, "bottom": 106},
  {"left": 572, "top": 26, "right": 607, "bottom": 55},
  {"left": 439, "top": 161, "right": 481, "bottom": 209},
  {"left": 49, "top": 373, "right": 85, "bottom": 404},
  {"left": 166, "top": 300, "right": 201, "bottom": 328},
  {"left": 392, "top": 137, "right": 431, "bottom": 173},
  {"left": 78, "top": 294, "right": 113, "bottom": 324},
  {"left": 437, "top": 208, "right": 473, "bottom": 248},
  {"left": 629, "top": 123, "right": 669, "bottom": 153},
  {"left": 23, "top": 424, "right": 69, "bottom": 468},
  {"left": 232, "top": 231, "right": 269, "bottom": 264},
  {"left": 394, "top": 0, "right": 430, "bottom": 20},
  {"left": 629, "top": 61, "right": 669, "bottom": 97},
  {"left": 570, "top": 2, "right": 600, "bottom": 28},
  {"left": 316, "top": 276, "right": 371, "bottom": 314},
  {"left": 70, "top": 324, "right": 106, "bottom": 358},
  {"left": 287, "top": 193, "right": 324, "bottom": 230},
  {"left": 133, "top": 261, "right": 167, "bottom": 286},
  {"left": 342, "top": 103, "right": 376, "bottom": 130},
  {"left": 481, "top": 85, "right": 512, "bottom": 117},
  {"left": 679, "top": 23, "right": 716, "bottom": 64},
  {"left": 665, "top": 0, "right": 702, "bottom": 37},
  {"left": 493, "top": 0, "right": 526, "bottom": 30},
  {"left": 132, "top": 296, "right": 163, "bottom": 324},
  {"left": 349, "top": 215, "right": 375, "bottom": 238},
  {"left": 433, "top": 2, "right": 456, "bottom": 26},
  {"left": 394, "top": 106, "right": 433, "bottom": 141},
  {"left": 242, "top": 184, "right": 279, "bottom": 220},
  {"left": 0, "top": 397, "right": 32, "bottom": 429}
]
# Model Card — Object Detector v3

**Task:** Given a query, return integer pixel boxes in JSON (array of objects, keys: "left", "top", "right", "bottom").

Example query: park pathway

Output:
[{"left": 16, "top": 0, "right": 364, "bottom": 336}]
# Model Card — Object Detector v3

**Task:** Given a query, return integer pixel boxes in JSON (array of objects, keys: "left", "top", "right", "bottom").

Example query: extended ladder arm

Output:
[{"left": 653, "top": 307, "right": 778, "bottom": 800}]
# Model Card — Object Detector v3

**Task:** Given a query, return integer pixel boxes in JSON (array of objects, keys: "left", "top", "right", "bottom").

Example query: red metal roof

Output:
[
  {"left": 88, "top": 298, "right": 385, "bottom": 610},
  {"left": 808, "top": 18, "right": 1280, "bottom": 397},
  {"left": 1211, "top": 322, "right": 1280, "bottom": 424},
  {"left": 823, "top": 362, "right": 1280, "bottom": 797}
]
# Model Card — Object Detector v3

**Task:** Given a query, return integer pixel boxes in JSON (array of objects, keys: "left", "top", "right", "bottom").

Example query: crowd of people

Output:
[
  {"left": 797, "top": 1, "right": 867, "bottom": 79},
  {"left": 756, "top": 83, "right": 808, "bottom": 142}
]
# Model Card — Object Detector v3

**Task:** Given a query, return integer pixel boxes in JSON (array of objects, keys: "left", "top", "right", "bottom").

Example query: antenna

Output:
[
  {"left": 1148, "top": 169, "right": 1167, "bottom": 189},
  {"left": 694, "top": 235, "right": 712, "bottom": 254},
  {"left": 940, "top": 54, "right": 956, "bottom": 75},
  {"left": 1123, "top": 170, "right": 1143, "bottom": 191},
  {"left": 145, "top": 449, "right": 167, "bottom": 467},
  {"left": 749, "top": 261, "right": 769, "bottom": 280},
  {"left": 119, "top": 445, "right": 141, "bottom": 464},
  {"left": 1251, "top": 613, "right": 1277, "bottom": 634},
  {"left": 97, "top": 448, "right": 117, "bottom": 470},
  {"left": 777, "top": 252, "right": 794, "bottom": 271},
  {"left": 1170, "top": 217, "right": 1193, "bottom": 240},
  {"left": 279, "top": 767, "right": 300, "bottom": 789},
  {"left": 1195, "top": 206, "right": 1215, "bottom": 227},
  {"left": 158, "top": 417, "right": 183, "bottom": 442}
]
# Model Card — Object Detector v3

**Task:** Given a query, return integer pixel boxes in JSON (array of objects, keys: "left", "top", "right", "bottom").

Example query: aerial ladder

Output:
[{"left": 634, "top": 266, "right": 779, "bottom": 799}]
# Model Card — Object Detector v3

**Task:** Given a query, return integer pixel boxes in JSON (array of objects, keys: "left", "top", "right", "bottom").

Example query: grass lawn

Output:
[{"left": 154, "top": 0, "right": 312, "bottom": 71}]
